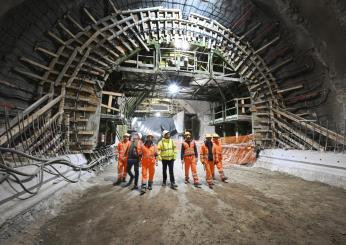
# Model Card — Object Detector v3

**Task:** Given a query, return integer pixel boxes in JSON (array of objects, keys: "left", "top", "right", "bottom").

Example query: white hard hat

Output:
[{"left": 162, "top": 130, "right": 170, "bottom": 136}]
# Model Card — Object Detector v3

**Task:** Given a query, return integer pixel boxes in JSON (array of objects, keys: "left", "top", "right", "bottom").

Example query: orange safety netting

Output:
[{"left": 221, "top": 135, "right": 256, "bottom": 166}]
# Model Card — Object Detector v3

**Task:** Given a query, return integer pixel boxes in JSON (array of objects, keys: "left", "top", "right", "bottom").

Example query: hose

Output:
[{"left": 0, "top": 145, "right": 114, "bottom": 198}]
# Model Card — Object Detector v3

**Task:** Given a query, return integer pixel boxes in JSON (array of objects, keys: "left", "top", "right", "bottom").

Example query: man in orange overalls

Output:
[
  {"left": 181, "top": 131, "right": 201, "bottom": 188},
  {"left": 114, "top": 133, "right": 130, "bottom": 186},
  {"left": 199, "top": 134, "right": 214, "bottom": 189},
  {"left": 140, "top": 132, "right": 158, "bottom": 195},
  {"left": 212, "top": 133, "right": 228, "bottom": 182}
]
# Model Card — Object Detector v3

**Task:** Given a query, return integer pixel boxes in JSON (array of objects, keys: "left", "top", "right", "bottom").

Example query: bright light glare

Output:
[
  {"left": 155, "top": 112, "right": 161, "bottom": 117},
  {"left": 131, "top": 117, "right": 137, "bottom": 126},
  {"left": 168, "top": 83, "right": 179, "bottom": 94},
  {"left": 174, "top": 39, "right": 190, "bottom": 50}
]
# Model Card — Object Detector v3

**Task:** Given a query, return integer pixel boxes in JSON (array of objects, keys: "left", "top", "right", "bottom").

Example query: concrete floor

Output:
[{"left": 1, "top": 160, "right": 346, "bottom": 245}]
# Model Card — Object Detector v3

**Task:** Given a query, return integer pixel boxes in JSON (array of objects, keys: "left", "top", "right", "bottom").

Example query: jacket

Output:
[{"left": 157, "top": 138, "right": 177, "bottom": 161}]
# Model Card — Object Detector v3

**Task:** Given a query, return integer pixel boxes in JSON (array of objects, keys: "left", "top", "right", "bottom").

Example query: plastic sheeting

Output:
[
  {"left": 221, "top": 135, "right": 256, "bottom": 166},
  {"left": 173, "top": 111, "right": 184, "bottom": 134}
]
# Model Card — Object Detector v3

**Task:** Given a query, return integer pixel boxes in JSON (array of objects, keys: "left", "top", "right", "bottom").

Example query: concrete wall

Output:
[
  {"left": 177, "top": 100, "right": 215, "bottom": 139},
  {"left": 255, "top": 149, "right": 346, "bottom": 189}
]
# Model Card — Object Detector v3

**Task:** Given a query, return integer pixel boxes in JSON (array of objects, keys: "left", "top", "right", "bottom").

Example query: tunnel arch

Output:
[{"left": 0, "top": 2, "right": 344, "bottom": 154}]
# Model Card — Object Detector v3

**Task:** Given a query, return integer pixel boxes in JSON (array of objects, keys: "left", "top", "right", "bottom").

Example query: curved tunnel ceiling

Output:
[{"left": 0, "top": 0, "right": 344, "bottom": 154}]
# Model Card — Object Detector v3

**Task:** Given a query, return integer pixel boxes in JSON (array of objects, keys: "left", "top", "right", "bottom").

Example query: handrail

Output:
[
  {"left": 0, "top": 93, "right": 53, "bottom": 137},
  {"left": 272, "top": 107, "right": 345, "bottom": 145},
  {"left": 0, "top": 95, "right": 62, "bottom": 146}
]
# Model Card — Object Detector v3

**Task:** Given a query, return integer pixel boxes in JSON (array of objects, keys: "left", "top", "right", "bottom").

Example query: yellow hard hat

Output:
[
  {"left": 213, "top": 133, "right": 220, "bottom": 138},
  {"left": 205, "top": 134, "right": 212, "bottom": 138}
]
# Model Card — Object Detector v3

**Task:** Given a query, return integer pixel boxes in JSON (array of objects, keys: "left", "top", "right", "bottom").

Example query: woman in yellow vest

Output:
[{"left": 157, "top": 130, "right": 178, "bottom": 190}]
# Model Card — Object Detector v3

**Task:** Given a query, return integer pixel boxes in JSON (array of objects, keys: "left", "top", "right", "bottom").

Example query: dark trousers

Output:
[
  {"left": 127, "top": 159, "right": 139, "bottom": 186},
  {"left": 162, "top": 159, "right": 175, "bottom": 184}
]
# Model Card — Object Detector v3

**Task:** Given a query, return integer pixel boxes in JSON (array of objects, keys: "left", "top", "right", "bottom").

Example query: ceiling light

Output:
[
  {"left": 168, "top": 83, "right": 179, "bottom": 94},
  {"left": 174, "top": 39, "right": 190, "bottom": 50}
]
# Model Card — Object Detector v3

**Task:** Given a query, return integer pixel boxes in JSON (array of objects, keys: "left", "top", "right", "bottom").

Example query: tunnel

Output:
[{"left": 0, "top": 0, "right": 346, "bottom": 244}]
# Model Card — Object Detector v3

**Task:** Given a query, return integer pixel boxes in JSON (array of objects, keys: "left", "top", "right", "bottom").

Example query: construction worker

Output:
[
  {"left": 157, "top": 130, "right": 178, "bottom": 190},
  {"left": 140, "top": 132, "right": 158, "bottom": 195},
  {"left": 113, "top": 133, "right": 130, "bottom": 186},
  {"left": 181, "top": 131, "right": 201, "bottom": 188},
  {"left": 124, "top": 132, "right": 143, "bottom": 190},
  {"left": 200, "top": 134, "right": 214, "bottom": 189},
  {"left": 213, "top": 133, "right": 228, "bottom": 182}
]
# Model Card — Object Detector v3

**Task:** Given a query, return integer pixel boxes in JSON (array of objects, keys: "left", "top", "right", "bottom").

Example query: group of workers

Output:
[{"left": 114, "top": 130, "right": 227, "bottom": 195}]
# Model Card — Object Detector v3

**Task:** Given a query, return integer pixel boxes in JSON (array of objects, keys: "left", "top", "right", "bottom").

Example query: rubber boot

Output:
[
  {"left": 122, "top": 177, "right": 127, "bottom": 183},
  {"left": 162, "top": 181, "right": 166, "bottom": 187},
  {"left": 184, "top": 179, "right": 190, "bottom": 184},
  {"left": 131, "top": 185, "right": 138, "bottom": 190},
  {"left": 124, "top": 177, "right": 134, "bottom": 187},
  {"left": 208, "top": 183, "right": 213, "bottom": 189}
]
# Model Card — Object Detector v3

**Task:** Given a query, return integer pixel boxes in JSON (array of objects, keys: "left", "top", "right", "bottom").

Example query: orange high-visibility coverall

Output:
[
  {"left": 117, "top": 140, "right": 130, "bottom": 180},
  {"left": 141, "top": 143, "right": 157, "bottom": 186},
  {"left": 182, "top": 141, "right": 199, "bottom": 184},
  {"left": 200, "top": 144, "right": 214, "bottom": 185},
  {"left": 213, "top": 139, "right": 226, "bottom": 180}
]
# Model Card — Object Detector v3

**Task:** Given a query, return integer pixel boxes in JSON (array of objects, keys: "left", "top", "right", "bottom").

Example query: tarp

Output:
[{"left": 221, "top": 135, "right": 256, "bottom": 166}]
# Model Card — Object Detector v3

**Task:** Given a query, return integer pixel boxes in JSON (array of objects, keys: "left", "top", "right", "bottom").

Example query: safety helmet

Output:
[
  {"left": 146, "top": 132, "right": 154, "bottom": 137},
  {"left": 162, "top": 130, "right": 170, "bottom": 136},
  {"left": 184, "top": 131, "right": 191, "bottom": 136},
  {"left": 213, "top": 133, "right": 220, "bottom": 138},
  {"left": 123, "top": 133, "right": 130, "bottom": 137},
  {"left": 205, "top": 133, "right": 212, "bottom": 138}
]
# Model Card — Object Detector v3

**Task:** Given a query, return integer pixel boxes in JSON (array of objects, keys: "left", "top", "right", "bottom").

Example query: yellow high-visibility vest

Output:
[{"left": 157, "top": 138, "right": 177, "bottom": 161}]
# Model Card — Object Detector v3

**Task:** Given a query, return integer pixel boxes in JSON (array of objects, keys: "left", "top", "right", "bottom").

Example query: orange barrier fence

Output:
[
  {"left": 221, "top": 135, "right": 254, "bottom": 144},
  {"left": 221, "top": 135, "right": 256, "bottom": 166}
]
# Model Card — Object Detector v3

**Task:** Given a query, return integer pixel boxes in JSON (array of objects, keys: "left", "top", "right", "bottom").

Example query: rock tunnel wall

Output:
[
  {"left": 253, "top": 0, "right": 346, "bottom": 127},
  {"left": 0, "top": 0, "right": 345, "bottom": 152}
]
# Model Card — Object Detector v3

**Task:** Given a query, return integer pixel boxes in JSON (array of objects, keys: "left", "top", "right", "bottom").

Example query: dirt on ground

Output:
[{"left": 1, "top": 162, "right": 346, "bottom": 245}]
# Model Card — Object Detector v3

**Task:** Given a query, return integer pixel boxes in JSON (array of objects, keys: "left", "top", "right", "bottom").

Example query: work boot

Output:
[
  {"left": 170, "top": 183, "right": 177, "bottom": 190},
  {"left": 162, "top": 182, "right": 166, "bottom": 187},
  {"left": 194, "top": 182, "right": 201, "bottom": 188},
  {"left": 208, "top": 184, "right": 213, "bottom": 189},
  {"left": 124, "top": 177, "right": 134, "bottom": 187},
  {"left": 140, "top": 185, "right": 146, "bottom": 195},
  {"left": 222, "top": 178, "right": 228, "bottom": 183},
  {"left": 113, "top": 179, "right": 122, "bottom": 186},
  {"left": 122, "top": 177, "right": 126, "bottom": 182},
  {"left": 172, "top": 183, "right": 178, "bottom": 188},
  {"left": 131, "top": 185, "right": 138, "bottom": 190},
  {"left": 148, "top": 182, "right": 153, "bottom": 190},
  {"left": 184, "top": 179, "right": 190, "bottom": 184}
]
